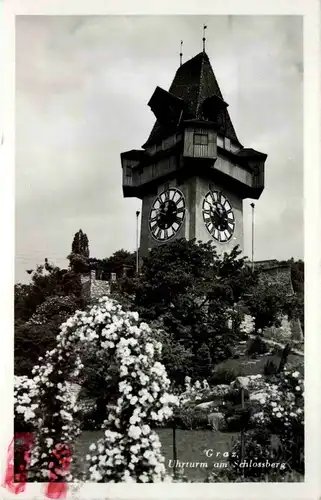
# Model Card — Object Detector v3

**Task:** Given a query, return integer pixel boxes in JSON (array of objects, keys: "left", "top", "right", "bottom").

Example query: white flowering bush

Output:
[
  {"left": 248, "top": 370, "right": 304, "bottom": 426},
  {"left": 14, "top": 376, "right": 39, "bottom": 426},
  {"left": 248, "top": 370, "right": 304, "bottom": 473},
  {"left": 179, "top": 377, "right": 211, "bottom": 403},
  {"left": 20, "top": 297, "right": 179, "bottom": 483},
  {"left": 239, "top": 314, "right": 255, "bottom": 335}
]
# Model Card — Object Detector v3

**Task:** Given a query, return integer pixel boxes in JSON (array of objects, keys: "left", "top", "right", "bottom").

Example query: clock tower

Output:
[{"left": 121, "top": 51, "right": 267, "bottom": 258}]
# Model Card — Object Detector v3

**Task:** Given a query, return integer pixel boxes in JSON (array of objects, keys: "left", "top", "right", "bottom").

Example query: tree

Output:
[
  {"left": 133, "top": 239, "right": 257, "bottom": 383},
  {"left": 15, "top": 260, "right": 85, "bottom": 376},
  {"left": 244, "top": 275, "right": 298, "bottom": 333},
  {"left": 193, "top": 343, "right": 212, "bottom": 381},
  {"left": 68, "top": 229, "right": 90, "bottom": 273},
  {"left": 89, "top": 249, "right": 136, "bottom": 280},
  {"left": 71, "top": 229, "right": 89, "bottom": 257},
  {"left": 289, "top": 259, "right": 304, "bottom": 334}
]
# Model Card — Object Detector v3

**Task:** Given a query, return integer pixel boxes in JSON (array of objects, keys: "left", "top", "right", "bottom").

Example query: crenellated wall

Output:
[
  {"left": 254, "top": 260, "right": 303, "bottom": 342},
  {"left": 81, "top": 270, "right": 111, "bottom": 303}
]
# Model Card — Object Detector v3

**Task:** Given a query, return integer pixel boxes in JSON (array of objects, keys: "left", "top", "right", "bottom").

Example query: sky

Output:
[{"left": 15, "top": 15, "right": 303, "bottom": 283}]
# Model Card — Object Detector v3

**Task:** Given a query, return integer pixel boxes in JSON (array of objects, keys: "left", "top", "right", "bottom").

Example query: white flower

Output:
[
  {"left": 142, "top": 424, "right": 151, "bottom": 435},
  {"left": 91, "top": 469, "right": 102, "bottom": 481},
  {"left": 128, "top": 425, "right": 142, "bottom": 440},
  {"left": 276, "top": 412, "right": 282, "bottom": 418},
  {"left": 292, "top": 371, "right": 300, "bottom": 378},
  {"left": 89, "top": 443, "right": 97, "bottom": 451},
  {"left": 129, "top": 414, "right": 141, "bottom": 425}
]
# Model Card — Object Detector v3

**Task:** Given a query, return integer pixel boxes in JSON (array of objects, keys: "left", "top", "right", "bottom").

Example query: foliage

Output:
[
  {"left": 15, "top": 261, "right": 84, "bottom": 377},
  {"left": 173, "top": 405, "right": 209, "bottom": 430},
  {"left": 244, "top": 274, "right": 297, "bottom": 332},
  {"left": 246, "top": 370, "right": 304, "bottom": 473},
  {"left": 133, "top": 239, "right": 256, "bottom": 384},
  {"left": 289, "top": 259, "right": 304, "bottom": 295},
  {"left": 17, "top": 297, "right": 179, "bottom": 483},
  {"left": 247, "top": 335, "right": 268, "bottom": 356},
  {"left": 193, "top": 343, "right": 212, "bottom": 381},
  {"left": 289, "top": 259, "right": 304, "bottom": 333},
  {"left": 223, "top": 387, "right": 250, "bottom": 406},
  {"left": 68, "top": 229, "right": 90, "bottom": 273},
  {"left": 15, "top": 321, "right": 60, "bottom": 377},
  {"left": 88, "top": 249, "right": 136, "bottom": 280},
  {"left": 263, "top": 359, "right": 279, "bottom": 376},
  {"left": 209, "top": 367, "right": 239, "bottom": 386},
  {"left": 155, "top": 332, "right": 194, "bottom": 389},
  {"left": 228, "top": 426, "right": 284, "bottom": 478},
  {"left": 71, "top": 229, "right": 89, "bottom": 257},
  {"left": 224, "top": 404, "right": 252, "bottom": 432},
  {"left": 15, "top": 261, "right": 83, "bottom": 323}
]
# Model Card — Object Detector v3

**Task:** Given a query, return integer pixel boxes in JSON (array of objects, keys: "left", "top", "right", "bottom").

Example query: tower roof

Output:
[{"left": 144, "top": 51, "right": 241, "bottom": 148}]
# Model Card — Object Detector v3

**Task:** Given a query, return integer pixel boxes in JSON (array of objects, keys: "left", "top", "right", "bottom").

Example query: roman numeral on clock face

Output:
[
  {"left": 149, "top": 188, "right": 186, "bottom": 242},
  {"left": 202, "top": 190, "right": 235, "bottom": 243}
]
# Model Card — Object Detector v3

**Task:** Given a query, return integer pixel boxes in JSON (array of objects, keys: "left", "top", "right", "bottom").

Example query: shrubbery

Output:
[
  {"left": 209, "top": 367, "right": 239, "bottom": 386},
  {"left": 263, "top": 359, "right": 279, "bottom": 376},
  {"left": 247, "top": 335, "right": 268, "bottom": 356}
]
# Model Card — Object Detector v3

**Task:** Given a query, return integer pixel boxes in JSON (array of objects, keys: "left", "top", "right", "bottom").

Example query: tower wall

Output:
[
  {"left": 140, "top": 177, "right": 189, "bottom": 258},
  {"left": 193, "top": 176, "right": 244, "bottom": 254}
]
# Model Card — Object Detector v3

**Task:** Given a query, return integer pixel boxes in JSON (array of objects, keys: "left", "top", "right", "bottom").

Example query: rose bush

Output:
[
  {"left": 14, "top": 376, "right": 39, "bottom": 431},
  {"left": 15, "top": 297, "right": 179, "bottom": 483}
]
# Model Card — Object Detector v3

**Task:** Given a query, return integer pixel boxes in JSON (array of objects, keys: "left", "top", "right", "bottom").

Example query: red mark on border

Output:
[
  {"left": 2, "top": 433, "right": 34, "bottom": 494},
  {"left": 2, "top": 435, "right": 71, "bottom": 498},
  {"left": 45, "top": 444, "right": 72, "bottom": 499}
]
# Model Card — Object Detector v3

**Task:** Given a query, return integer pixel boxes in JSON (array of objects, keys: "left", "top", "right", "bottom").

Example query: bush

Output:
[
  {"left": 193, "top": 343, "right": 212, "bottom": 381},
  {"left": 263, "top": 359, "right": 279, "bottom": 376},
  {"left": 209, "top": 367, "right": 238, "bottom": 386},
  {"left": 223, "top": 403, "right": 252, "bottom": 432},
  {"left": 174, "top": 405, "right": 210, "bottom": 430},
  {"left": 270, "top": 345, "right": 283, "bottom": 356},
  {"left": 228, "top": 426, "right": 285, "bottom": 478},
  {"left": 223, "top": 388, "right": 249, "bottom": 406},
  {"left": 79, "top": 408, "right": 101, "bottom": 431},
  {"left": 247, "top": 336, "right": 268, "bottom": 356}
]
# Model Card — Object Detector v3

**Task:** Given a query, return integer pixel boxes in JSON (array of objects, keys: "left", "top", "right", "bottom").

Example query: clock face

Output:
[
  {"left": 202, "top": 190, "right": 235, "bottom": 242},
  {"left": 149, "top": 188, "right": 186, "bottom": 241}
]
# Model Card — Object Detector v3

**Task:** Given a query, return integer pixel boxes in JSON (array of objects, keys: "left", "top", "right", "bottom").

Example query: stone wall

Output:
[
  {"left": 254, "top": 260, "right": 303, "bottom": 341},
  {"left": 255, "top": 261, "right": 294, "bottom": 293},
  {"left": 81, "top": 270, "right": 110, "bottom": 303}
]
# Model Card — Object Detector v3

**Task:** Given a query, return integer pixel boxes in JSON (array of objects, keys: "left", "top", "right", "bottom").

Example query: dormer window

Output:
[{"left": 194, "top": 133, "right": 208, "bottom": 145}]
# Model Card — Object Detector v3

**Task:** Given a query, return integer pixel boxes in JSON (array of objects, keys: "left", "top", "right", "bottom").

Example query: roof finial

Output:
[
  {"left": 180, "top": 40, "right": 183, "bottom": 66},
  {"left": 202, "top": 24, "right": 207, "bottom": 52}
]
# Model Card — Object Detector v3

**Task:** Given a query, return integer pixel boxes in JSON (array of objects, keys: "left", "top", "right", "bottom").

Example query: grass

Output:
[
  {"left": 72, "top": 428, "right": 238, "bottom": 482},
  {"left": 213, "top": 341, "right": 303, "bottom": 378}
]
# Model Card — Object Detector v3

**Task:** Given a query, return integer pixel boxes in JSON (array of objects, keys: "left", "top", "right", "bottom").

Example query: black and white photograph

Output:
[{"left": 2, "top": 6, "right": 319, "bottom": 496}]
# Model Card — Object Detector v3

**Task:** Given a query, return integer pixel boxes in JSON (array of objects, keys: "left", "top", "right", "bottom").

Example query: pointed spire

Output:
[
  {"left": 202, "top": 24, "right": 207, "bottom": 52},
  {"left": 180, "top": 40, "right": 183, "bottom": 66},
  {"left": 143, "top": 51, "right": 241, "bottom": 148}
]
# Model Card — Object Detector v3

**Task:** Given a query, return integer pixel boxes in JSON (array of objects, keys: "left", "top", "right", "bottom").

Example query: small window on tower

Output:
[{"left": 194, "top": 133, "right": 208, "bottom": 145}]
